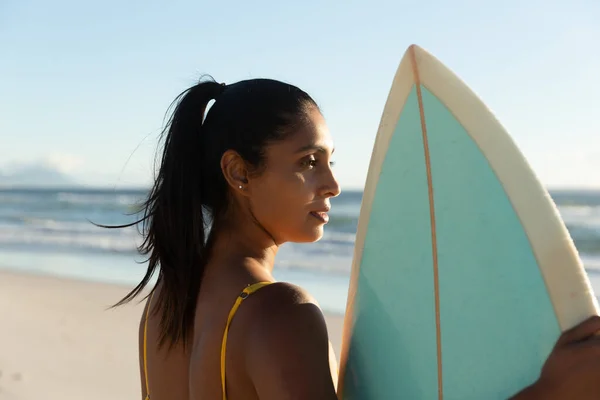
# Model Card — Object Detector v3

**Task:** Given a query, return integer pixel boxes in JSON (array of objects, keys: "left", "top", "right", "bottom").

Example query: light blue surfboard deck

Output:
[{"left": 337, "top": 45, "right": 599, "bottom": 400}]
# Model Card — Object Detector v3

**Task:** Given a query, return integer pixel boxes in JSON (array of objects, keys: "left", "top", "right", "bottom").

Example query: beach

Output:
[{"left": 0, "top": 269, "right": 345, "bottom": 400}]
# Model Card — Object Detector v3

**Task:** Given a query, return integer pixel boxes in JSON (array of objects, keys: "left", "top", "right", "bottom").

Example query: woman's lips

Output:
[{"left": 310, "top": 211, "right": 329, "bottom": 223}]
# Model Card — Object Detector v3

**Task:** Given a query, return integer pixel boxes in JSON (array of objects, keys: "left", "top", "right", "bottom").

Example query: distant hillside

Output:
[{"left": 0, "top": 163, "right": 78, "bottom": 188}]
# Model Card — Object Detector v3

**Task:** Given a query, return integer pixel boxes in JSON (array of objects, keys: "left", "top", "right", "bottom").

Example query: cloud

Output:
[
  {"left": 1, "top": 153, "right": 84, "bottom": 176},
  {"left": 41, "top": 153, "right": 84, "bottom": 174}
]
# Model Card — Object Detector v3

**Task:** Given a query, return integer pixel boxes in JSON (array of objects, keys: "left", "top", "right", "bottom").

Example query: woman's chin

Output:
[
  {"left": 289, "top": 227, "right": 324, "bottom": 244},
  {"left": 306, "top": 227, "right": 325, "bottom": 242}
]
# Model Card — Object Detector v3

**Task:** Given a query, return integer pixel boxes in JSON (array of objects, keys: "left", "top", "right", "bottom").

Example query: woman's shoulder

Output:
[
  {"left": 243, "top": 281, "right": 323, "bottom": 320},
  {"left": 236, "top": 281, "right": 337, "bottom": 397},
  {"left": 257, "top": 281, "right": 317, "bottom": 303},
  {"left": 236, "top": 280, "right": 329, "bottom": 346}
]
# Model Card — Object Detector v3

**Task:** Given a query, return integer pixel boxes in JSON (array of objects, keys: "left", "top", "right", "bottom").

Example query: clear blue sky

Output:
[{"left": 1, "top": 0, "right": 599, "bottom": 189}]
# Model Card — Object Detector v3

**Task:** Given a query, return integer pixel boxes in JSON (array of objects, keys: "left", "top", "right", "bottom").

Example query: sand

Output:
[{"left": 0, "top": 270, "right": 344, "bottom": 400}]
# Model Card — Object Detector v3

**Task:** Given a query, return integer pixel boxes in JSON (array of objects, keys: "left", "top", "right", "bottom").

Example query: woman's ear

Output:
[{"left": 220, "top": 149, "right": 250, "bottom": 195}]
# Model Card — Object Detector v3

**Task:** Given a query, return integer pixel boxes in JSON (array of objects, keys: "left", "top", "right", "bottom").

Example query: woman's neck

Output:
[{"left": 204, "top": 217, "right": 279, "bottom": 278}]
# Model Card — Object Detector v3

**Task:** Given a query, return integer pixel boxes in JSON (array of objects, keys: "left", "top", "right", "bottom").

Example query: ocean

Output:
[{"left": 1, "top": 187, "right": 599, "bottom": 314}]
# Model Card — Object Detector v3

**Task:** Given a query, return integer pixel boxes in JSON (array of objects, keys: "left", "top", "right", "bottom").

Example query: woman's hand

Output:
[{"left": 512, "top": 315, "right": 600, "bottom": 399}]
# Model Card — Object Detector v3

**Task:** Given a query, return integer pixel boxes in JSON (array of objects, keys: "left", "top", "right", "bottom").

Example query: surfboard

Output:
[{"left": 336, "top": 44, "right": 599, "bottom": 400}]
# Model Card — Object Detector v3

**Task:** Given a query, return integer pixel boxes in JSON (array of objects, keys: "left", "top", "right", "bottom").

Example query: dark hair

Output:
[{"left": 109, "top": 76, "right": 318, "bottom": 349}]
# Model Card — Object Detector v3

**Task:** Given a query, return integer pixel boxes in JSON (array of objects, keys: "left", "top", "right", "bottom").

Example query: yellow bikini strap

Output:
[
  {"left": 221, "top": 282, "right": 272, "bottom": 400},
  {"left": 143, "top": 290, "right": 156, "bottom": 399}
]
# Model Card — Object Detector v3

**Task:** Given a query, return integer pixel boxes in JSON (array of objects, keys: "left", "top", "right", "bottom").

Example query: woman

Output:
[{"left": 113, "top": 77, "right": 600, "bottom": 399}]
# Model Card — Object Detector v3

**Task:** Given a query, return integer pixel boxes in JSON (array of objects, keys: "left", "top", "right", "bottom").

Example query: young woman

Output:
[{"left": 113, "top": 77, "right": 600, "bottom": 399}]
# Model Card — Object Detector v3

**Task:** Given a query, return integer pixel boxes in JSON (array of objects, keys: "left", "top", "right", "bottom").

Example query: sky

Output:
[{"left": 1, "top": 0, "right": 599, "bottom": 190}]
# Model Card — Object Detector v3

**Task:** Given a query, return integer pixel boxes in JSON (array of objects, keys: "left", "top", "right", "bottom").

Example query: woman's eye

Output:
[{"left": 301, "top": 157, "right": 318, "bottom": 169}]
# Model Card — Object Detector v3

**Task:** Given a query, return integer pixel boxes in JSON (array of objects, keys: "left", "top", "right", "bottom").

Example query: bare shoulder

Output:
[
  {"left": 251, "top": 281, "right": 319, "bottom": 310},
  {"left": 241, "top": 281, "right": 327, "bottom": 347},
  {"left": 241, "top": 282, "right": 337, "bottom": 399},
  {"left": 244, "top": 281, "right": 327, "bottom": 338}
]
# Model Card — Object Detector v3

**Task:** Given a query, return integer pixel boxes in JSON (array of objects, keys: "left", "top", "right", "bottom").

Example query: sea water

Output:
[{"left": 0, "top": 188, "right": 599, "bottom": 314}]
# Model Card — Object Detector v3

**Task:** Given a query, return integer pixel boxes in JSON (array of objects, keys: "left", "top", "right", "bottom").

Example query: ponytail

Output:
[{"left": 113, "top": 77, "right": 225, "bottom": 348}]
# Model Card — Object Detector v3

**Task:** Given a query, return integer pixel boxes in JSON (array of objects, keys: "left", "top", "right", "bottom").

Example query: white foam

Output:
[
  {"left": 0, "top": 225, "right": 140, "bottom": 253},
  {"left": 56, "top": 192, "right": 142, "bottom": 206}
]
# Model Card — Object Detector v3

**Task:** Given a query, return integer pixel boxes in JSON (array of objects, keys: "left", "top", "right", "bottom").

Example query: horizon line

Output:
[{"left": 0, "top": 184, "right": 598, "bottom": 193}]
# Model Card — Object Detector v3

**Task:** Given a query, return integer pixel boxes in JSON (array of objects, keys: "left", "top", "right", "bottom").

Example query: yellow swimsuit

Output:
[
  {"left": 142, "top": 282, "right": 273, "bottom": 400},
  {"left": 143, "top": 291, "right": 154, "bottom": 400}
]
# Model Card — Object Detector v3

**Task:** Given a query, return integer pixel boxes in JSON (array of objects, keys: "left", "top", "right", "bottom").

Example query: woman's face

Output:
[{"left": 248, "top": 107, "right": 341, "bottom": 244}]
